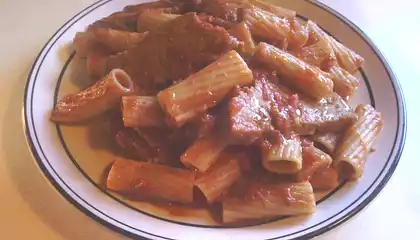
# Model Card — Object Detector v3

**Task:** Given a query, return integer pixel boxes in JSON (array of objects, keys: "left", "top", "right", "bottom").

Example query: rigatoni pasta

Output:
[
  {"left": 51, "top": 0, "right": 381, "bottom": 225},
  {"left": 107, "top": 158, "right": 195, "bottom": 203},
  {"left": 329, "top": 65, "right": 360, "bottom": 100},
  {"left": 311, "top": 132, "right": 341, "bottom": 155},
  {"left": 291, "top": 39, "right": 335, "bottom": 69},
  {"left": 121, "top": 96, "right": 166, "bottom": 127},
  {"left": 261, "top": 133, "right": 303, "bottom": 174},
  {"left": 243, "top": 7, "right": 291, "bottom": 43},
  {"left": 181, "top": 131, "right": 229, "bottom": 173},
  {"left": 229, "top": 21, "right": 256, "bottom": 54},
  {"left": 157, "top": 50, "right": 253, "bottom": 127},
  {"left": 307, "top": 20, "right": 364, "bottom": 73},
  {"left": 288, "top": 19, "right": 309, "bottom": 49},
  {"left": 222, "top": 181, "right": 316, "bottom": 223},
  {"left": 195, "top": 152, "right": 242, "bottom": 203},
  {"left": 51, "top": 69, "right": 134, "bottom": 123},
  {"left": 254, "top": 42, "right": 334, "bottom": 100},
  {"left": 334, "top": 104, "right": 383, "bottom": 180},
  {"left": 296, "top": 143, "right": 332, "bottom": 182},
  {"left": 310, "top": 166, "right": 339, "bottom": 190}
]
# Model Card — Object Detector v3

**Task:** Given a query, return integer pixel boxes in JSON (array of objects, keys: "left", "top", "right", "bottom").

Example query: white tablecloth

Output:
[{"left": 0, "top": 0, "right": 419, "bottom": 239}]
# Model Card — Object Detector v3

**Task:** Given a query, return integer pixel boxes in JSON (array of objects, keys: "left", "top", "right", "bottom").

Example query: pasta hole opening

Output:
[
  {"left": 313, "top": 142, "right": 331, "bottom": 155},
  {"left": 338, "top": 161, "right": 355, "bottom": 180},
  {"left": 270, "top": 161, "right": 300, "bottom": 173},
  {"left": 113, "top": 69, "right": 133, "bottom": 91}
]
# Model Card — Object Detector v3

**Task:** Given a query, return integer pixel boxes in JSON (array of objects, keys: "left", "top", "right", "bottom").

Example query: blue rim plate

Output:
[{"left": 23, "top": 0, "right": 406, "bottom": 239}]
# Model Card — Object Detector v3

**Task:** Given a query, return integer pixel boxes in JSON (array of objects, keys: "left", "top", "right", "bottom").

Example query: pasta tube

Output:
[
  {"left": 181, "top": 131, "right": 229, "bottom": 173},
  {"left": 310, "top": 132, "right": 340, "bottom": 154},
  {"left": 334, "top": 104, "right": 383, "bottom": 180},
  {"left": 137, "top": 12, "right": 180, "bottom": 32},
  {"left": 121, "top": 96, "right": 166, "bottom": 127},
  {"left": 222, "top": 181, "right": 315, "bottom": 222},
  {"left": 255, "top": 42, "right": 334, "bottom": 99},
  {"left": 291, "top": 39, "right": 335, "bottom": 69},
  {"left": 157, "top": 50, "right": 253, "bottom": 127},
  {"left": 107, "top": 158, "right": 195, "bottom": 203},
  {"left": 243, "top": 7, "right": 291, "bottom": 42},
  {"left": 261, "top": 133, "right": 303, "bottom": 174},
  {"left": 310, "top": 166, "right": 339, "bottom": 190},
  {"left": 195, "top": 152, "right": 242, "bottom": 203},
  {"left": 288, "top": 19, "right": 309, "bottom": 49},
  {"left": 296, "top": 143, "right": 332, "bottom": 182},
  {"left": 308, "top": 21, "right": 364, "bottom": 73},
  {"left": 51, "top": 69, "right": 134, "bottom": 123},
  {"left": 229, "top": 22, "right": 256, "bottom": 54},
  {"left": 329, "top": 65, "right": 360, "bottom": 100}
]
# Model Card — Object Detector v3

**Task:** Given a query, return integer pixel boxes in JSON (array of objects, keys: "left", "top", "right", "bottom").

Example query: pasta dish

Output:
[{"left": 51, "top": 0, "right": 383, "bottom": 224}]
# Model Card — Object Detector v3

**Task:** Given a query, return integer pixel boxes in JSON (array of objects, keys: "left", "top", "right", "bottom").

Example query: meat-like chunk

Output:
[
  {"left": 256, "top": 72, "right": 301, "bottom": 139},
  {"left": 200, "top": 0, "right": 248, "bottom": 23},
  {"left": 228, "top": 69, "right": 301, "bottom": 144},
  {"left": 228, "top": 84, "right": 272, "bottom": 145},
  {"left": 74, "top": 28, "right": 148, "bottom": 57},
  {"left": 197, "top": 13, "right": 235, "bottom": 28},
  {"left": 103, "top": 13, "right": 237, "bottom": 94},
  {"left": 299, "top": 93, "right": 358, "bottom": 133}
]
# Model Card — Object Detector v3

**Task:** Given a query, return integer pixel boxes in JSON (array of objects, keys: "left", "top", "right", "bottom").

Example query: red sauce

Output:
[{"left": 83, "top": 1, "right": 378, "bottom": 225}]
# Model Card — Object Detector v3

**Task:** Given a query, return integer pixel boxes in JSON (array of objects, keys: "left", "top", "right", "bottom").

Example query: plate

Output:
[{"left": 23, "top": 0, "right": 406, "bottom": 239}]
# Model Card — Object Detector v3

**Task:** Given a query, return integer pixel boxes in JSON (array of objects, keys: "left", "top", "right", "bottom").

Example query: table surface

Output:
[{"left": 1, "top": 0, "right": 419, "bottom": 239}]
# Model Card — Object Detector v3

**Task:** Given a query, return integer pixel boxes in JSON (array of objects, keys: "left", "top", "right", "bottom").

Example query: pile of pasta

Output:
[{"left": 51, "top": 0, "right": 383, "bottom": 224}]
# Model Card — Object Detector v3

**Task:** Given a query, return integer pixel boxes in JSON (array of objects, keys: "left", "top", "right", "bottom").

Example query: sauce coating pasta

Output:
[{"left": 52, "top": 0, "right": 382, "bottom": 224}]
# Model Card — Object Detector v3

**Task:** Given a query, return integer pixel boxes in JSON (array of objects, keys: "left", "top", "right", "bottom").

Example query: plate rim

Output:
[{"left": 22, "top": 0, "right": 407, "bottom": 239}]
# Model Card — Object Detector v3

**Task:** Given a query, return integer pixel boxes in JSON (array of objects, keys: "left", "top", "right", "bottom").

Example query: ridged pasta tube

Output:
[
  {"left": 261, "top": 134, "right": 303, "bottom": 174},
  {"left": 107, "top": 158, "right": 195, "bottom": 203},
  {"left": 157, "top": 50, "right": 253, "bottom": 127},
  {"left": 195, "top": 152, "right": 242, "bottom": 203},
  {"left": 334, "top": 104, "right": 383, "bottom": 180},
  {"left": 311, "top": 132, "right": 341, "bottom": 154},
  {"left": 243, "top": 7, "right": 291, "bottom": 42},
  {"left": 229, "top": 21, "right": 256, "bottom": 54},
  {"left": 255, "top": 42, "right": 334, "bottom": 100},
  {"left": 51, "top": 69, "right": 134, "bottom": 123},
  {"left": 308, "top": 21, "right": 364, "bottom": 73},
  {"left": 121, "top": 96, "right": 166, "bottom": 127},
  {"left": 222, "top": 181, "right": 316, "bottom": 223}
]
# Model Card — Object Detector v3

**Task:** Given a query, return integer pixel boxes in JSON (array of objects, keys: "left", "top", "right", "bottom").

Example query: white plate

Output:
[{"left": 23, "top": 0, "right": 406, "bottom": 239}]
